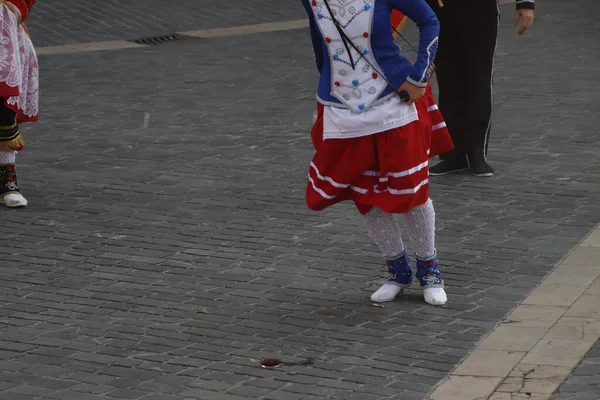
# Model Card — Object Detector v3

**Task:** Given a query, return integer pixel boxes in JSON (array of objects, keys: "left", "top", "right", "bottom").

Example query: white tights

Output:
[
  {"left": 364, "top": 199, "right": 436, "bottom": 261},
  {"left": 365, "top": 199, "right": 446, "bottom": 305},
  {"left": 0, "top": 151, "right": 16, "bottom": 164}
]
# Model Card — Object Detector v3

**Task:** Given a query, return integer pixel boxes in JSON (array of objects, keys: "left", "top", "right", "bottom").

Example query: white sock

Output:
[
  {"left": 0, "top": 150, "right": 16, "bottom": 164},
  {"left": 371, "top": 283, "right": 405, "bottom": 302},
  {"left": 424, "top": 287, "right": 447, "bottom": 306}
]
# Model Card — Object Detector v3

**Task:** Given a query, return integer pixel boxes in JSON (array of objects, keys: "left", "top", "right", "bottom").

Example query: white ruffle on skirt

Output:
[{"left": 0, "top": 3, "right": 39, "bottom": 123}]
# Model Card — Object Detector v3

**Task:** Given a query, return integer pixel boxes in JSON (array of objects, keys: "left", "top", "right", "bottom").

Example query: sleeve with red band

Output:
[{"left": 6, "top": 0, "right": 37, "bottom": 21}]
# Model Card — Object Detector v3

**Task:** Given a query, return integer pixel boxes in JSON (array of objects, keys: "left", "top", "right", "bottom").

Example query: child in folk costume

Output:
[
  {"left": 301, "top": 0, "right": 454, "bottom": 305},
  {"left": 0, "top": 0, "right": 39, "bottom": 208}
]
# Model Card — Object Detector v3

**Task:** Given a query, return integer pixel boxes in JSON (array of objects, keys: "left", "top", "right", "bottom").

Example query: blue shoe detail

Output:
[
  {"left": 416, "top": 258, "right": 444, "bottom": 289},
  {"left": 386, "top": 253, "right": 413, "bottom": 286}
]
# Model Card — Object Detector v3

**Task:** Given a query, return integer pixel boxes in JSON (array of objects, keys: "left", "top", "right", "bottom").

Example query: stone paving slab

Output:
[
  {"left": 552, "top": 340, "right": 600, "bottom": 400},
  {"left": 550, "top": 229, "right": 600, "bottom": 400},
  {"left": 0, "top": 0, "right": 597, "bottom": 399},
  {"left": 428, "top": 227, "right": 600, "bottom": 400},
  {"left": 28, "top": 0, "right": 305, "bottom": 47}
]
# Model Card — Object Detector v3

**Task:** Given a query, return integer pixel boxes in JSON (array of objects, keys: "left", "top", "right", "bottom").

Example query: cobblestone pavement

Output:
[
  {"left": 0, "top": 0, "right": 598, "bottom": 399},
  {"left": 28, "top": 0, "right": 304, "bottom": 47},
  {"left": 552, "top": 343, "right": 600, "bottom": 400}
]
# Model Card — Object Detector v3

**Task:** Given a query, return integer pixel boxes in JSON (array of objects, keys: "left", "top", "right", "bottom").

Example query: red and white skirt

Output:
[{"left": 306, "top": 84, "right": 454, "bottom": 215}]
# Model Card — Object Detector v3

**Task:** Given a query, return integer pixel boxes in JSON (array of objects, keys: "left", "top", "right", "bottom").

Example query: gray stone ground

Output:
[
  {"left": 0, "top": 0, "right": 598, "bottom": 399},
  {"left": 28, "top": 0, "right": 304, "bottom": 47},
  {"left": 553, "top": 341, "right": 600, "bottom": 400}
]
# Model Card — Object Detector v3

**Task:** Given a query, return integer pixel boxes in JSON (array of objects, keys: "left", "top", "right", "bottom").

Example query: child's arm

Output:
[
  {"left": 388, "top": 0, "right": 439, "bottom": 89},
  {"left": 301, "top": 0, "right": 324, "bottom": 73}
]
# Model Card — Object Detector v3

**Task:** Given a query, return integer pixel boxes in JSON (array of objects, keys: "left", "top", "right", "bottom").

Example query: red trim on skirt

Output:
[
  {"left": 306, "top": 84, "right": 454, "bottom": 215},
  {"left": 3, "top": 98, "right": 38, "bottom": 123}
]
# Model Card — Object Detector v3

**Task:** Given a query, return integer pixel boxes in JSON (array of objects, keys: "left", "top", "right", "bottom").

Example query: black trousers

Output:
[
  {"left": 0, "top": 100, "right": 16, "bottom": 124},
  {"left": 0, "top": 99, "right": 18, "bottom": 147},
  {"left": 427, "top": 0, "right": 499, "bottom": 159}
]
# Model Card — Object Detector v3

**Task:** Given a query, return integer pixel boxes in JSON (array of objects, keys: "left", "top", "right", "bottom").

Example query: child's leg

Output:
[
  {"left": 365, "top": 207, "right": 413, "bottom": 302},
  {"left": 403, "top": 198, "right": 447, "bottom": 305},
  {"left": 0, "top": 151, "right": 15, "bottom": 164},
  {"left": 0, "top": 101, "right": 27, "bottom": 208},
  {"left": 0, "top": 150, "right": 27, "bottom": 207},
  {"left": 403, "top": 198, "right": 436, "bottom": 260},
  {"left": 364, "top": 206, "right": 405, "bottom": 260}
]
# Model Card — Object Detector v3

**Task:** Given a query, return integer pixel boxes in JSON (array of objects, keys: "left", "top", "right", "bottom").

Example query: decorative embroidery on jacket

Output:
[{"left": 310, "top": 0, "right": 388, "bottom": 112}]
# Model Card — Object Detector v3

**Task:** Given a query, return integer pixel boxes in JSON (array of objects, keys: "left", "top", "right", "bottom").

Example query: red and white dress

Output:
[
  {"left": 0, "top": 0, "right": 39, "bottom": 124},
  {"left": 302, "top": 1, "right": 453, "bottom": 215},
  {"left": 307, "top": 83, "right": 453, "bottom": 215}
]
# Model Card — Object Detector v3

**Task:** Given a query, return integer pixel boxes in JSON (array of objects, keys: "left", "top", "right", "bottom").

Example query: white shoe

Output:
[
  {"left": 424, "top": 287, "right": 447, "bottom": 306},
  {"left": 371, "top": 282, "right": 410, "bottom": 303},
  {"left": 1, "top": 193, "right": 27, "bottom": 208}
]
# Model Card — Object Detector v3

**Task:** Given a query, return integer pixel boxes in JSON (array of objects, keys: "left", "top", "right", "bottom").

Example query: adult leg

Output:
[
  {"left": 463, "top": 0, "right": 499, "bottom": 176},
  {"left": 428, "top": 1, "right": 470, "bottom": 175}
]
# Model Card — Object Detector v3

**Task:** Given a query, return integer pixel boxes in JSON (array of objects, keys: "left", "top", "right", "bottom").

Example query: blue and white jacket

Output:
[{"left": 301, "top": 0, "right": 439, "bottom": 113}]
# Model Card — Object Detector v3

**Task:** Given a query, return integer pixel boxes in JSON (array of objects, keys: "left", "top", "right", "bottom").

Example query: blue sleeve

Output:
[
  {"left": 302, "top": 0, "right": 324, "bottom": 73},
  {"left": 388, "top": 0, "right": 439, "bottom": 88}
]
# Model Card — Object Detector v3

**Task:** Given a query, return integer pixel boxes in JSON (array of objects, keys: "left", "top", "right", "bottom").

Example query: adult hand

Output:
[
  {"left": 514, "top": 9, "right": 534, "bottom": 36},
  {"left": 397, "top": 81, "right": 425, "bottom": 105}
]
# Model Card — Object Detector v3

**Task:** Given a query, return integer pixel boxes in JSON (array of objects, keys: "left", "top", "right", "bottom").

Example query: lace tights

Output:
[
  {"left": 364, "top": 199, "right": 436, "bottom": 261},
  {"left": 0, "top": 151, "right": 16, "bottom": 164}
]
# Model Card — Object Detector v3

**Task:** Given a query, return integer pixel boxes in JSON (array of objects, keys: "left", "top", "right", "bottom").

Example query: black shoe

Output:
[
  {"left": 429, "top": 157, "right": 468, "bottom": 176},
  {"left": 467, "top": 153, "right": 494, "bottom": 177}
]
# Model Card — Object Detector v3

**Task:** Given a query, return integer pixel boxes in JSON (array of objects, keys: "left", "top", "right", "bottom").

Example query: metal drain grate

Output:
[{"left": 129, "top": 33, "right": 195, "bottom": 46}]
